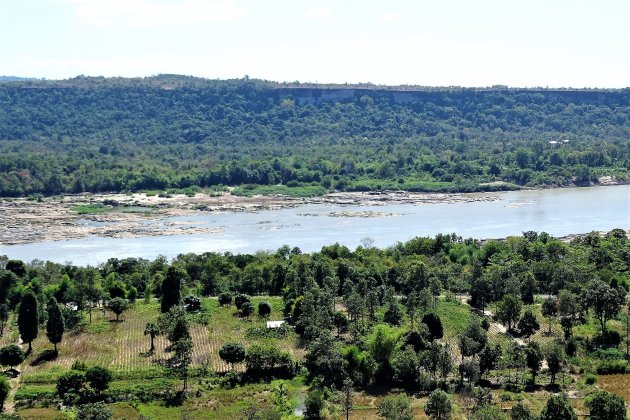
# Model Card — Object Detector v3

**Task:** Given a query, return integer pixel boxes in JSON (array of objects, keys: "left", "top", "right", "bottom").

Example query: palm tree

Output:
[{"left": 144, "top": 322, "right": 160, "bottom": 354}]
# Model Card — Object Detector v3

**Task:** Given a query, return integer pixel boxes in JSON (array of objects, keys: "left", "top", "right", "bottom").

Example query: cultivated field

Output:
[{"left": 2, "top": 297, "right": 302, "bottom": 386}]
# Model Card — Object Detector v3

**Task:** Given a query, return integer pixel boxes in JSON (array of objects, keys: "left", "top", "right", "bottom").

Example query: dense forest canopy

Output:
[{"left": 0, "top": 75, "right": 629, "bottom": 196}]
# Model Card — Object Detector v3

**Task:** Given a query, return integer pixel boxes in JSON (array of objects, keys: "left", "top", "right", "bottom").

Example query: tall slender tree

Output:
[
  {"left": 161, "top": 266, "right": 183, "bottom": 313},
  {"left": 18, "top": 290, "right": 39, "bottom": 353},
  {"left": 144, "top": 321, "right": 160, "bottom": 354},
  {"left": 46, "top": 297, "right": 65, "bottom": 353}
]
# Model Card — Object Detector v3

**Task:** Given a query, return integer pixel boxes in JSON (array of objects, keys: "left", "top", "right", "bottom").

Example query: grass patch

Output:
[
  {"left": 15, "top": 407, "right": 63, "bottom": 419},
  {"left": 72, "top": 204, "right": 107, "bottom": 214},
  {"left": 232, "top": 184, "right": 326, "bottom": 197}
]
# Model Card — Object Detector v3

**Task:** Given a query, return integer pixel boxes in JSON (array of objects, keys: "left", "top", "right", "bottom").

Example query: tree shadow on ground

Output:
[{"left": 30, "top": 349, "right": 58, "bottom": 366}]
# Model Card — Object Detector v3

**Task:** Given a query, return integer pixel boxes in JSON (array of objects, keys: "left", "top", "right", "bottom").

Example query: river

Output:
[{"left": 1, "top": 185, "right": 628, "bottom": 265}]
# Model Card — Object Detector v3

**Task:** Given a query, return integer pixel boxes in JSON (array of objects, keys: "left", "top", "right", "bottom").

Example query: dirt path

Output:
[
  {"left": 479, "top": 307, "right": 527, "bottom": 346},
  {"left": 455, "top": 295, "right": 528, "bottom": 347},
  {"left": 4, "top": 340, "right": 26, "bottom": 414}
]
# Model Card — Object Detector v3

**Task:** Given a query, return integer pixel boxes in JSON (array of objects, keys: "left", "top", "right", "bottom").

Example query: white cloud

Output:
[
  {"left": 71, "top": 0, "right": 247, "bottom": 28},
  {"left": 379, "top": 13, "right": 400, "bottom": 22},
  {"left": 304, "top": 5, "right": 331, "bottom": 20}
]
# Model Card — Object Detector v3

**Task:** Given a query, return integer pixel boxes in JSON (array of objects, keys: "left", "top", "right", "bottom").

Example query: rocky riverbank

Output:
[{"left": 0, "top": 190, "right": 499, "bottom": 245}]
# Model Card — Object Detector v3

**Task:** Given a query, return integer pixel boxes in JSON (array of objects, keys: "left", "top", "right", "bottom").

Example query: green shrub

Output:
[
  {"left": 0, "top": 376, "right": 9, "bottom": 409},
  {"left": 596, "top": 360, "right": 628, "bottom": 374},
  {"left": 220, "top": 370, "right": 242, "bottom": 389},
  {"left": 584, "top": 373, "right": 597, "bottom": 385}
]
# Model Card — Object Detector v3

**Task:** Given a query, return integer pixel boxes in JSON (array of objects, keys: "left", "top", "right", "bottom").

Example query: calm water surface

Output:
[{"left": 1, "top": 185, "right": 628, "bottom": 265}]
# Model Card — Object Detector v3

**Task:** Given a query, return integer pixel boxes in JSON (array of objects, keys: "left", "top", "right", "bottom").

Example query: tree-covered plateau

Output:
[{"left": 0, "top": 76, "right": 628, "bottom": 197}]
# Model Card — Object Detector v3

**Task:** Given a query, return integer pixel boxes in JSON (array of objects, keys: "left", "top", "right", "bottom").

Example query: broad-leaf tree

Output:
[
  {"left": 425, "top": 389, "right": 452, "bottom": 420},
  {"left": 219, "top": 343, "right": 246, "bottom": 370},
  {"left": 580, "top": 280, "right": 626, "bottom": 335},
  {"left": 107, "top": 297, "right": 129, "bottom": 321},
  {"left": 540, "top": 394, "right": 577, "bottom": 420}
]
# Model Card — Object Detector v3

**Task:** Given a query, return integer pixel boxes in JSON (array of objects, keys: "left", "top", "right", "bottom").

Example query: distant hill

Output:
[
  {"left": 0, "top": 75, "right": 628, "bottom": 196},
  {"left": 0, "top": 76, "right": 39, "bottom": 82}
]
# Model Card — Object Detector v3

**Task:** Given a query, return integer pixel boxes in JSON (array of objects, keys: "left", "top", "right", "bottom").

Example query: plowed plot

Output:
[
  {"left": 202, "top": 297, "right": 304, "bottom": 372},
  {"left": 19, "top": 297, "right": 302, "bottom": 382},
  {"left": 434, "top": 300, "right": 472, "bottom": 361},
  {"left": 598, "top": 374, "right": 630, "bottom": 403}
]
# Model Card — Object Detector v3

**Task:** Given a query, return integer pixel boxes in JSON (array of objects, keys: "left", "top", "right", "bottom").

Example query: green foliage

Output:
[
  {"left": 517, "top": 310, "right": 540, "bottom": 338},
  {"left": 479, "top": 344, "right": 502, "bottom": 378},
  {"left": 168, "top": 338, "right": 193, "bottom": 390},
  {"left": 496, "top": 294, "right": 523, "bottom": 330},
  {"left": 458, "top": 359, "right": 480, "bottom": 386},
  {"left": 334, "top": 311, "right": 349, "bottom": 336},
  {"left": 458, "top": 316, "right": 487, "bottom": 358},
  {"left": 377, "top": 393, "right": 414, "bottom": 420},
  {"left": 540, "top": 394, "right": 577, "bottom": 420},
  {"left": 305, "top": 332, "right": 345, "bottom": 386},
  {"left": 471, "top": 405, "right": 508, "bottom": 420},
  {"left": 0, "top": 376, "right": 9, "bottom": 410},
  {"left": 524, "top": 342, "right": 543, "bottom": 383},
  {"left": 72, "top": 204, "right": 107, "bottom": 215},
  {"left": 584, "top": 373, "right": 598, "bottom": 385},
  {"left": 2, "top": 77, "right": 628, "bottom": 197},
  {"left": 580, "top": 280, "right": 626, "bottom": 334},
  {"left": 218, "top": 292, "right": 232, "bottom": 306},
  {"left": 425, "top": 389, "right": 452, "bottom": 419},
  {"left": 219, "top": 370, "right": 242, "bottom": 390},
  {"left": 165, "top": 310, "right": 191, "bottom": 345},
  {"left": 596, "top": 360, "right": 628, "bottom": 374},
  {"left": 384, "top": 302, "right": 403, "bottom": 326},
  {"left": 422, "top": 313, "right": 444, "bottom": 341},
  {"left": 244, "top": 324, "right": 291, "bottom": 339},
  {"left": 1, "top": 228, "right": 629, "bottom": 415},
  {"left": 0, "top": 344, "right": 25, "bottom": 368},
  {"left": 56, "top": 370, "right": 85, "bottom": 403},
  {"left": 257, "top": 301, "right": 272, "bottom": 317},
  {"left": 304, "top": 388, "right": 324, "bottom": 420},
  {"left": 219, "top": 343, "right": 246, "bottom": 368},
  {"left": 76, "top": 402, "right": 112, "bottom": 420},
  {"left": 233, "top": 184, "right": 326, "bottom": 197},
  {"left": 107, "top": 297, "right": 129, "bottom": 321},
  {"left": 46, "top": 297, "right": 64, "bottom": 351},
  {"left": 85, "top": 366, "right": 112, "bottom": 393},
  {"left": 143, "top": 321, "right": 159, "bottom": 352},
  {"left": 585, "top": 391, "right": 627, "bottom": 420},
  {"left": 391, "top": 346, "right": 421, "bottom": 389},
  {"left": 244, "top": 344, "right": 294, "bottom": 377},
  {"left": 240, "top": 302, "right": 254, "bottom": 318},
  {"left": 17, "top": 290, "right": 38, "bottom": 351},
  {"left": 510, "top": 402, "right": 535, "bottom": 420},
  {"left": 235, "top": 294, "right": 251, "bottom": 310},
  {"left": 161, "top": 266, "right": 184, "bottom": 313},
  {"left": 182, "top": 294, "right": 201, "bottom": 312},
  {"left": 368, "top": 324, "right": 401, "bottom": 377}
]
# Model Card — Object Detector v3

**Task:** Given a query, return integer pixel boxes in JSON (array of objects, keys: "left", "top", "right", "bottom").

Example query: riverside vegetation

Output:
[
  {"left": 0, "top": 228, "right": 628, "bottom": 418},
  {"left": 0, "top": 76, "right": 629, "bottom": 197}
]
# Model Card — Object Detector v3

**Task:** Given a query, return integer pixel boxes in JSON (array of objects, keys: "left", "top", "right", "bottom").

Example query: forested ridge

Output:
[{"left": 0, "top": 75, "right": 629, "bottom": 197}]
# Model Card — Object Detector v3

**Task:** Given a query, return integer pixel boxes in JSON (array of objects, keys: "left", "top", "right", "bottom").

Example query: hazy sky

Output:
[{"left": 1, "top": 0, "right": 628, "bottom": 87}]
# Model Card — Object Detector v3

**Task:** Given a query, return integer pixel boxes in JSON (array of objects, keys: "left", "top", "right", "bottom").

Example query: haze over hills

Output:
[{"left": 0, "top": 75, "right": 628, "bottom": 197}]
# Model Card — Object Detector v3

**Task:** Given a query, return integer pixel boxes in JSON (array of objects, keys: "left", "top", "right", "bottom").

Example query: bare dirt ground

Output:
[{"left": 0, "top": 191, "right": 499, "bottom": 245}]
